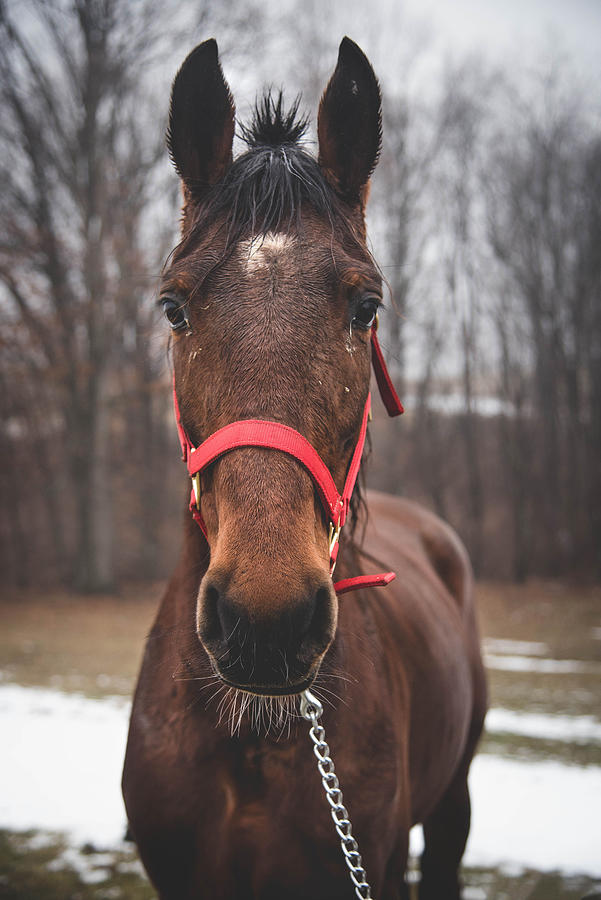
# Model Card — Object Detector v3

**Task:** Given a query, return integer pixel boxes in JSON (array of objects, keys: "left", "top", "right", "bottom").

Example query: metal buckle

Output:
[
  {"left": 328, "top": 522, "right": 342, "bottom": 558},
  {"left": 191, "top": 473, "right": 201, "bottom": 509}
]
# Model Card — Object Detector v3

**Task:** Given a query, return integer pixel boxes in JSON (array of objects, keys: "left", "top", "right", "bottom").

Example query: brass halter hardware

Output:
[
  {"left": 328, "top": 521, "right": 342, "bottom": 574},
  {"left": 191, "top": 473, "right": 201, "bottom": 509},
  {"left": 328, "top": 521, "right": 342, "bottom": 556}
]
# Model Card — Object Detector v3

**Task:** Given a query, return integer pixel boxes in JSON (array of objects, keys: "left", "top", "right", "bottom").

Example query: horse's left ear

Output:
[
  {"left": 167, "top": 39, "right": 235, "bottom": 198},
  {"left": 317, "top": 37, "right": 382, "bottom": 205}
]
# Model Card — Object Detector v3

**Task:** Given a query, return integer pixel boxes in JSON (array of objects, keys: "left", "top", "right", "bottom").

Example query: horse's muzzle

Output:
[{"left": 197, "top": 571, "right": 337, "bottom": 693}]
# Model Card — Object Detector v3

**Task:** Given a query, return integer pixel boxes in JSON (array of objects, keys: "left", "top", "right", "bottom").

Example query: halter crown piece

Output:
[{"left": 173, "top": 329, "right": 403, "bottom": 595}]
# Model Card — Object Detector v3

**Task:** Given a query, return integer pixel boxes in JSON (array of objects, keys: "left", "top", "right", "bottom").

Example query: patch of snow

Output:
[
  {"left": 21, "top": 831, "right": 58, "bottom": 851},
  {"left": 0, "top": 684, "right": 130, "bottom": 846},
  {"left": 467, "top": 755, "right": 601, "bottom": 876},
  {"left": 409, "top": 756, "right": 601, "bottom": 875},
  {"left": 498, "top": 861, "right": 527, "bottom": 878},
  {"left": 463, "top": 888, "right": 487, "bottom": 900},
  {"left": 486, "top": 708, "right": 601, "bottom": 744},
  {"left": 48, "top": 847, "right": 112, "bottom": 884},
  {"left": 483, "top": 638, "right": 548, "bottom": 657},
  {"left": 116, "top": 857, "right": 147, "bottom": 877},
  {"left": 484, "top": 654, "right": 601, "bottom": 675}
]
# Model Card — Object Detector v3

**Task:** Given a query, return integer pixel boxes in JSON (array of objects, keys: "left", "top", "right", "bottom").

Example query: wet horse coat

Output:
[{"left": 122, "top": 37, "right": 487, "bottom": 900}]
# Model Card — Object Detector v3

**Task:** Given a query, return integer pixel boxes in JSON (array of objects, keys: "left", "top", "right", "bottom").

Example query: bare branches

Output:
[
  {"left": 371, "top": 51, "right": 601, "bottom": 580},
  {"left": 0, "top": 0, "right": 174, "bottom": 591}
]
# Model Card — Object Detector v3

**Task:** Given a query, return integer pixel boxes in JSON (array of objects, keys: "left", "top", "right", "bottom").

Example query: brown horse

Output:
[{"left": 122, "top": 37, "right": 487, "bottom": 900}]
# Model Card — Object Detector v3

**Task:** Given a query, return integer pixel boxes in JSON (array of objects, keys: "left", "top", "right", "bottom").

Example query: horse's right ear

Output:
[{"left": 167, "top": 40, "right": 235, "bottom": 197}]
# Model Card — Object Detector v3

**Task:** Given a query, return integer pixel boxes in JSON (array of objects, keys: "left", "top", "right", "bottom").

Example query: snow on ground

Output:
[
  {"left": 467, "top": 756, "right": 601, "bottom": 875},
  {"left": 1, "top": 683, "right": 601, "bottom": 875},
  {"left": 485, "top": 707, "right": 601, "bottom": 743},
  {"left": 483, "top": 638, "right": 548, "bottom": 657},
  {"left": 484, "top": 654, "right": 601, "bottom": 675},
  {"left": 0, "top": 685, "right": 129, "bottom": 846}
]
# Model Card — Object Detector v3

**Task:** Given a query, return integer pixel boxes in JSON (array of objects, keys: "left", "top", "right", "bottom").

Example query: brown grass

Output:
[
  {"left": 0, "top": 582, "right": 163, "bottom": 697},
  {"left": 476, "top": 579, "right": 601, "bottom": 660}
]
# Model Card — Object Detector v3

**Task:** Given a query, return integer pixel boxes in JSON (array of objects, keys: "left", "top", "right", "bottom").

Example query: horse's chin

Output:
[
  {"left": 207, "top": 672, "right": 321, "bottom": 737},
  {"left": 216, "top": 673, "right": 316, "bottom": 698},
  {"left": 205, "top": 645, "right": 326, "bottom": 699}
]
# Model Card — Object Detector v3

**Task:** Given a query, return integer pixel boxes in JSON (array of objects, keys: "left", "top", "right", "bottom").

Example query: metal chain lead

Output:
[{"left": 300, "top": 689, "right": 373, "bottom": 900}]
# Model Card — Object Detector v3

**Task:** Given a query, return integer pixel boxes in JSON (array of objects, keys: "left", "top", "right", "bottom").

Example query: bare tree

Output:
[
  {"left": 486, "top": 66, "right": 601, "bottom": 576},
  {"left": 434, "top": 64, "right": 496, "bottom": 573},
  {"left": 0, "top": 0, "right": 175, "bottom": 590}
]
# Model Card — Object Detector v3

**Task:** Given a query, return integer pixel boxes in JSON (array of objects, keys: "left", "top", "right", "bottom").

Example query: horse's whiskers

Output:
[
  {"left": 310, "top": 682, "right": 346, "bottom": 707},
  {"left": 204, "top": 683, "right": 227, "bottom": 712},
  {"left": 205, "top": 687, "right": 300, "bottom": 738},
  {"left": 319, "top": 671, "right": 356, "bottom": 685},
  {"left": 172, "top": 672, "right": 219, "bottom": 682}
]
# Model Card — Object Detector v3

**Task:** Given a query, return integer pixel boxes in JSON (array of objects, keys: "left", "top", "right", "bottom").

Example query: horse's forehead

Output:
[{"left": 237, "top": 231, "right": 297, "bottom": 274}]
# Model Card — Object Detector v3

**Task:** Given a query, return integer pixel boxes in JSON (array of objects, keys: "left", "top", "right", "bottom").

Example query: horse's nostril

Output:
[
  {"left": 217, "top": 594, "right": 242, "bottom": 646},
  {"left": 298, "top": 584, "right": 335, "bottom": 658},
  {"left": 198, "top": 580, "right": 231, "bottom": 647},
  {"left": 290, "top": 594, "right": 316, "bottom": 642},
  {"left": 205, "top": 583, "right": 219, "bottom": 610}
]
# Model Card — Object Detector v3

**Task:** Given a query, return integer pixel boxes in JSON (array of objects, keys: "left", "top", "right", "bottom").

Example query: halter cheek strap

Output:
[
  {"left": 174, "top": 329, "right": 403, "bottom": 594},
  {"left": 371, "top": 331, "right": 404, "bottom": 417}
]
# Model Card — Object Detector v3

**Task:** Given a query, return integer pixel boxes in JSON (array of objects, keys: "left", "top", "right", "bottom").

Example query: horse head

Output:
[{"left": 162, "top": 38, "right": 383, "bottom": 696}]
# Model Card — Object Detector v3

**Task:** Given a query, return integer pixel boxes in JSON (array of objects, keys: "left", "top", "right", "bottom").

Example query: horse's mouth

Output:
[
  {"left": 212, "top": 663, "right": 319, "bottom": 698},
  {"left": 201, "top": 633, "right": 329, "bottom": 698}
]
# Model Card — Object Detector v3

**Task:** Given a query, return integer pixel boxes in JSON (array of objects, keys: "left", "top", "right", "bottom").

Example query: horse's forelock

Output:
[
  {"left": 238, "top": 90, "right": 310, "bottom": 149},
  {"left": 172, "top": 94, "right": 368, "bottom": 263}
]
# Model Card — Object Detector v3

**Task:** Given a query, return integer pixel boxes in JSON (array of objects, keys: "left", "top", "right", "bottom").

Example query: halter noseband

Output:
[{"left": 173, "top": 329, "right": 403, "bottom": 594}]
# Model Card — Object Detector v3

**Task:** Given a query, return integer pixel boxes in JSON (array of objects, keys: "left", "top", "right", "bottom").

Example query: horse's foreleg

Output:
[{"left": 418, "top": 764, "right": 471, "bottom": 900}]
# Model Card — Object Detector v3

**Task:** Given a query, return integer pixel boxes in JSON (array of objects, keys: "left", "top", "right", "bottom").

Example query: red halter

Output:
[{"left": 173, "top": 329, "right": 403, "bottom": 594}]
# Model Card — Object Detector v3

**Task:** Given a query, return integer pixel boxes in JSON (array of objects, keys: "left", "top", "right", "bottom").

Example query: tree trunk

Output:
[{"left": 72, "top": 371, "right": 115, "bottom": 593}]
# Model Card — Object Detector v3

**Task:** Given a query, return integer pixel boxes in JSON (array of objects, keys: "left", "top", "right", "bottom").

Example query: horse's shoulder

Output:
[{"left": 365, "top": 489, "right": 473, "bottom": 612}]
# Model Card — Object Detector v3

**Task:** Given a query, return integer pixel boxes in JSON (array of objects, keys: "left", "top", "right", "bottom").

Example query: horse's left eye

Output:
[
  {"left": 352, "top": 296, "right": 380, "bottom": 330},
  {"left": 161, "top": 296, "right": 189, "bottom": 332}
]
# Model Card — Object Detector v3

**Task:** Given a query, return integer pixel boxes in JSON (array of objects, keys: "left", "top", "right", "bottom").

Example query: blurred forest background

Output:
[{"left": 0, "top": 0, "right": 599, "bottom": 593}]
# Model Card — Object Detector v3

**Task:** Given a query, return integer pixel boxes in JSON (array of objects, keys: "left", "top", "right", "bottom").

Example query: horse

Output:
[{"left": 122, "top": 37, "right": 487, "bottom": 900}]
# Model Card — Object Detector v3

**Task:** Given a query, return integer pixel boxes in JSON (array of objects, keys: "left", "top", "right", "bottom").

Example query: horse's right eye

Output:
[{"left": 161, "top": 296, "right": 189, "bottom": 332}]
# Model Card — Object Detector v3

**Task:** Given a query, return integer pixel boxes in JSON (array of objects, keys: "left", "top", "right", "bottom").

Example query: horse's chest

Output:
[
  {"left": 222, "top": 738, "right": 301, "bottom": 811},
  {"left": 210, "top": 741, "right": 311, "bottom": 872}
]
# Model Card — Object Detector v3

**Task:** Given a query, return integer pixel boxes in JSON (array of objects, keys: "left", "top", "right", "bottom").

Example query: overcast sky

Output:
[
  {"left": 398, "top": 0, "right": 601, "bottom": 77},
  {"left": 215, "top": 0, "right": 601, "bottom": 128}
]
